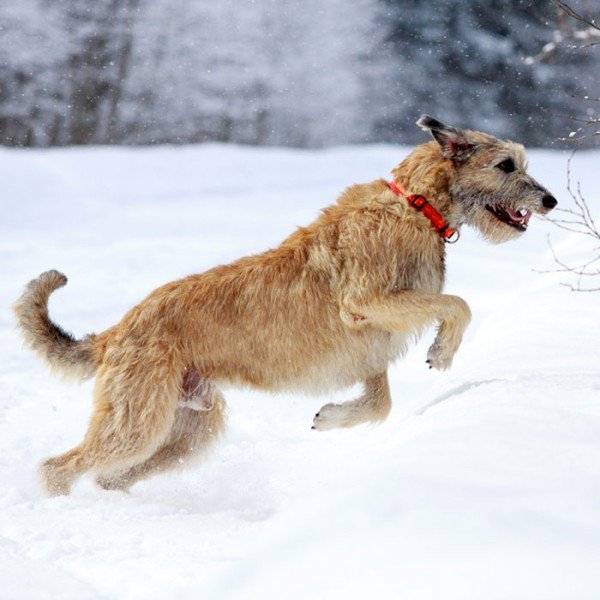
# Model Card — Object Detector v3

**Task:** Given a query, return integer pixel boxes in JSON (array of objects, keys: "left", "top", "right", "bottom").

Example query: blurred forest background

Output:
[{"left": 0, "top": 0, "right": 597, "bottom": 148}]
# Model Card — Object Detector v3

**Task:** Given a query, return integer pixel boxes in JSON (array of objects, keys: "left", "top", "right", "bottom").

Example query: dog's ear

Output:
[{"left": 416, "top": 114, "right": 475, "bottom": 160}]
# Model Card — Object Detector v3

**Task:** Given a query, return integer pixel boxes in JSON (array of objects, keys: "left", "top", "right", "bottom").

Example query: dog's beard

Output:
[{"left": 465, "top": 204, "right": 526, "bottom": 244}]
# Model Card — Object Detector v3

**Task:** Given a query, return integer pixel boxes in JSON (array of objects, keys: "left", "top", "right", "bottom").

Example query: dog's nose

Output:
[{"left": 542, "top": 194, "right": 558, "bottom": 209}]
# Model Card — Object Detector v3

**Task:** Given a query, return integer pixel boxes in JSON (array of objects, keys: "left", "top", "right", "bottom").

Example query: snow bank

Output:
[{"left": 1, "top": 144, "right": 599, "bottom": 599}]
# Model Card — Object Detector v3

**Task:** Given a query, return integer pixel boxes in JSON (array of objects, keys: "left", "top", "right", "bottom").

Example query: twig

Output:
[
  {"left": 551, "top": 0, "right": 600, "bottom": 32},
  {"left": 544, "top": 149, "right": 600, "bottom": 291}
]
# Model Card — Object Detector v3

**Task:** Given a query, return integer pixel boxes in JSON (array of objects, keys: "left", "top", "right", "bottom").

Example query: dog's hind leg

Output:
[
  {"left": 312, "top": 371, "right": 391, "bottom": 431},
  {"left": 96, "top": 379, "right": 227, "bottom": 491},
  {"left": 39, "top": 364, "right": 180, "bottom": 496}
]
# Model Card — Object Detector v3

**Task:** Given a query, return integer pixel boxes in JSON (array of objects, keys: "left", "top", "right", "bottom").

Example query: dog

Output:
[{"left": 14, "top": 116, "right": 557, "bottom": 496}]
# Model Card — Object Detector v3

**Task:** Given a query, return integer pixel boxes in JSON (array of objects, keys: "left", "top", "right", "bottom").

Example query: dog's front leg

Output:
[
  {"left": 312, "top": 371, "right": 391, "bottom": 431},
  {"left": 341, "top": 290, "right": 471, "bottom": 370}
]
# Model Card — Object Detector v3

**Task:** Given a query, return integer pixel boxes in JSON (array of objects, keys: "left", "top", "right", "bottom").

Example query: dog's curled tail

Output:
[{"left": 13, "top": 270, "right": 99, "bottom": 381}]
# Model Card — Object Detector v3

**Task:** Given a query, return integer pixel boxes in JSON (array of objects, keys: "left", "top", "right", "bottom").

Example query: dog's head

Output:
[{"left": 417, "top": 115, "right": 557, "bottom": 243}]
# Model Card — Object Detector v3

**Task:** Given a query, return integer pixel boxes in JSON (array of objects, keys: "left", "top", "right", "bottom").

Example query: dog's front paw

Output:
[
  {"left": 312, "top": 403, "right": 353, "bottom": 431},
  {"left": 426, "top": 340, "right": 456, "bottom": 371}
]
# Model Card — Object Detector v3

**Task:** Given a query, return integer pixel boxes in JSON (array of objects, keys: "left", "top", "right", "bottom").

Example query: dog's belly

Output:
[{"left": 277, "top": 329, "right": 408, "bottom": 395}]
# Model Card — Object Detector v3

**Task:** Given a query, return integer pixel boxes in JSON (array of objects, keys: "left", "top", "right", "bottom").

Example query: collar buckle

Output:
[{"left": 409, "top": 195, "right": 428, "bottom": 211}]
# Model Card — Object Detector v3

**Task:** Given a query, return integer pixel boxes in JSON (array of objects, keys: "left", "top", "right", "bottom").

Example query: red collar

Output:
[{"left": 388, "top": 181, "right": 459, "bottom": 243}]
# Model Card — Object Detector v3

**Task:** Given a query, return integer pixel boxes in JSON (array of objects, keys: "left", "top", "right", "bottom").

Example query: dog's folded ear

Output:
[
  {"left": 416, "top": 114, "right": 475, "bottom": 160},
  {"left": 416, "top": 115, "right": 447, "bottom": 132}
]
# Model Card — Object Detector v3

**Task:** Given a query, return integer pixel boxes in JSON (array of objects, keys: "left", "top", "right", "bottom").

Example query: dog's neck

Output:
[{"left": 391, "top": 142, "right": 462, "bottom": 228}]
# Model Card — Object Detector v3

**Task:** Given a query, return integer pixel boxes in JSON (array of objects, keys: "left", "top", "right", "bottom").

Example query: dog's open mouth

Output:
[{"left": 485, "top": 205, "right": 532, "bottom": 231}]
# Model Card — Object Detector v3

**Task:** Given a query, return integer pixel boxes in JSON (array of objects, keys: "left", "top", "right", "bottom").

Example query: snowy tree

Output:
[
  {"left": 0, "top": 0, "right": 138, "bottom": 146},
  {"left": 257, "top": 0, "right": 382, "bottom": 146},
  {"left": 0, "top": 0, "right": 69, "bottom": 146},
  {"left": 117, "top": 0, "right": 271, "bottom": 144},
  {"left": 118, "top": 0, "right": 380, "bottom": 146},
  {"left": 377, "top": 0, "right": 598, "bottom": 145},
  {"left": 0, "top": 0, "right": 597, "bottom": 147},
  {"left": 58, "top": 0, "right": 138, "bottom": 145}
]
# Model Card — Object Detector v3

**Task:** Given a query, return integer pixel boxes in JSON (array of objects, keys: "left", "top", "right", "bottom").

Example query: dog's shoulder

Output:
[
  {"left": 336, "top": 179, "right": 387, "bottom": 207},
  {"left": 334, "top": 178, "right": 417, "bottom": 226},
  {"left": 337, "top": 179, "right": 406, "bottom": 210}
]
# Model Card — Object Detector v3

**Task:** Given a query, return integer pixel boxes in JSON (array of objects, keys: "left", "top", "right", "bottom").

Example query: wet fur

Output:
[{"left": 14, "top": 117, "right": 556, "bottom": 496}]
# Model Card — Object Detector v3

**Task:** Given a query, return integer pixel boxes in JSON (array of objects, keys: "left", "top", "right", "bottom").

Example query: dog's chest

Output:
[
  {"left": 392, "top": 244, "right": 446, "bottom": 294},
  {"left": 291, "top": 328, "right": 406, "bottom": 394}
]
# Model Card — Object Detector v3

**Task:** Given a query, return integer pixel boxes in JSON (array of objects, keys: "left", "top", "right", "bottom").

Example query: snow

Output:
[{"left": 1, "top": 143, "right": 599, "bottom": 599}]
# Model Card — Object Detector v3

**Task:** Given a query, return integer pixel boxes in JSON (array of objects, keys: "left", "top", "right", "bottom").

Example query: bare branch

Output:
[
  {"left": 565, "top": 90, "right": 600, "bottom": 103},
  {"left": 558, "top": 131, "right": 600, "bottom": 142},
  {"left": 553, "top": 114, "right": 600, "bottom": 124},
  {"left": 527, "top": 1, "right": 600, "bottom": 63},
  {"left": 551, "top": 0, "right": 600, "bottom": 32},
  {"left": 560, "top": 282, "right": 600, "bottom": 292},
  {"left": 540, "top": 105, "right": 600, "bottom": 142},
  {"left": 545, "top": 148, "right": 600, "bottom": 291}
]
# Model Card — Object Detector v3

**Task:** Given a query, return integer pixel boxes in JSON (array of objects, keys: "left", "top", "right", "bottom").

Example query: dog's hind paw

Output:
[{"left": 96, "top": 475, "right": 131, "bottom": 492}]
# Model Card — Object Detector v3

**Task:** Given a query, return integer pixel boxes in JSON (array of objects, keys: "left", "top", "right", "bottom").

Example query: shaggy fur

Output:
[{"left": 14, "top": 116, "right": 557, "bottom": 496}]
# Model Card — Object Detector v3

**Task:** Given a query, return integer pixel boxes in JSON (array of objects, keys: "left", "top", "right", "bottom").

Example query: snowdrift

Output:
[{"left": 1, "top": 144, "right": 599, "bottom": 599}]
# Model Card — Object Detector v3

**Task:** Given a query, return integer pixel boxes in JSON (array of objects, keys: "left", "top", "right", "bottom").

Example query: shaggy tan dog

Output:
[{"left": 14, "top": 116, "right": 557, "bottom": 496}]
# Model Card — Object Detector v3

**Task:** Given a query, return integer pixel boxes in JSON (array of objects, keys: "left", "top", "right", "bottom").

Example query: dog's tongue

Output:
[{"left": 507, "top": 208, "right": 531, "bottom": 224}]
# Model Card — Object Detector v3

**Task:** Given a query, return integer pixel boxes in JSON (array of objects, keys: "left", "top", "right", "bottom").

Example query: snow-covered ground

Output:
[{"left": 1, "top": 143, "right": 599, "bottom": 599}]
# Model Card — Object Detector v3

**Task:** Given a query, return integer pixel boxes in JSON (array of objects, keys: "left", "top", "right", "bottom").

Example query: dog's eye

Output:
[{"left": 496, "top": 158, "right": 515, "bottom": 173}]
